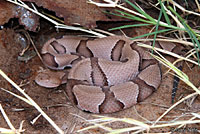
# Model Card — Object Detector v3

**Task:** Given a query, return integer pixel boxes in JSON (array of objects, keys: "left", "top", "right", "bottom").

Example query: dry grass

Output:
[{"left": 1, "top": 0, "right": 200, "bottom": 134}]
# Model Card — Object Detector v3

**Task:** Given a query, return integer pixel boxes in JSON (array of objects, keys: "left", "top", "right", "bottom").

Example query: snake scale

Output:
[{"left": 35, "top": 35, "right": 177, "bottom": 113}]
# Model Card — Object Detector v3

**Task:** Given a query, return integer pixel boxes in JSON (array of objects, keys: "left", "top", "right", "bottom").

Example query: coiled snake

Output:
[{"left": 35, "top": 35, "right": 169, "bottom": 113}]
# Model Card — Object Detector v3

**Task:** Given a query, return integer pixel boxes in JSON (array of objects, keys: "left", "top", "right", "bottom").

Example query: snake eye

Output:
[{"left": 55, "top": 35, "right": 64, "bottom": 39}]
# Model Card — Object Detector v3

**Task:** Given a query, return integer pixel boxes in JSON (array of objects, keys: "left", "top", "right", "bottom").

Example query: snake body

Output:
[{"left": 35, "top": 36, "right": 163, "bottom": 113}]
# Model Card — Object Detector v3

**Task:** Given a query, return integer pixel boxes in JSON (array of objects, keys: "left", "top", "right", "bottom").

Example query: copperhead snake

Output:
[{"left": 35, "top": 35, "right": 178, "bottom": 113}]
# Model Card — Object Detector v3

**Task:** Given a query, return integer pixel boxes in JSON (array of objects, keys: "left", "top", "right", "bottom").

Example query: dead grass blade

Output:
[
  {"left": 0, "top": 104, "right": 25, "bottom": 134},
  {"left": 0, "top": 69, "right": 64, "bottom": 134}
]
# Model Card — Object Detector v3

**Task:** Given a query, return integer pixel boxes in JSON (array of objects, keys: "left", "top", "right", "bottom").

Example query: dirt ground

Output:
[{"left": 0, "top": 0, "right": 200, "bottom": 134}]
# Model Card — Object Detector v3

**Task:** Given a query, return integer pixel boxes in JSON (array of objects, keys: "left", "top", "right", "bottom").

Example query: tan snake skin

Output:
[{"left": 34, "top": 35, "right": 173, "bottom": 113}]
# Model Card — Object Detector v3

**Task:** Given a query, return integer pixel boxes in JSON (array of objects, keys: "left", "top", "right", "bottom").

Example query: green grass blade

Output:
[
  {"left": 116, "top": 10, "right": 184, "bottom": 31},
  {"left": 168, "top": 6, "right": 200, "bottom": 65},
  {"left": 152, "top": 5, "right": 163, "bottom": 53},
  {"left": 125, "top": 0, "right": 156, "bottom": 22},
  {"left": 106, "top": 9, "right": 184, "bottom": 31},
  {"left": 188, "top": 30, "right": 200, "bottom": 65},
  {"left": 105, "top": 11, "right": 151, "bottom": 24},
  {"left": 109, "top": 24, "right": 152, "bottom": 31},
  {"left": 168, "top": 6, "right": 200, "bottom": 45},
  {"left": 114, "top": 10, "right": 156, "bottom": 24},
  {"left": 159, "top": 0, "right": 171, "bottom": 25},
  {"left": 184, "top": 26, "right": 199, "bottom": 65},
  {"left": 130, "top": 29, "right": 172, "bottom": 40}
]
